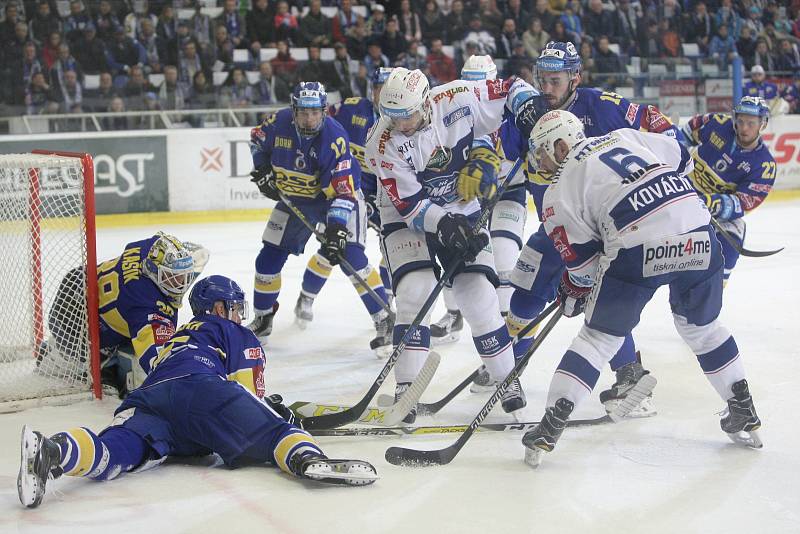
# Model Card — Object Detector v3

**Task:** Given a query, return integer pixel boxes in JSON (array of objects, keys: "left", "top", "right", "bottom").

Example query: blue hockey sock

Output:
[
  {"left": 301, "top": 252, "right": 333, "bottom": 298},
  {"left": 55, "top": 426, "right": 147, "bottom": 481},
  {"left": 608, "top": 334, "right": 637, "bottom": 371}
]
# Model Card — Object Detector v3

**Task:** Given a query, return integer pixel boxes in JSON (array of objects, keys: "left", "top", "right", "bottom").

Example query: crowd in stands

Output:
[{"left": 3, "top": 0, "right": 800, "bottom": 128}]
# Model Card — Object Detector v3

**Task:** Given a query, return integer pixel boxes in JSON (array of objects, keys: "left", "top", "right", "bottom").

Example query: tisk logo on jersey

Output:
[{"left": 426, "top": 146, "right": 453, "bottom": 171}]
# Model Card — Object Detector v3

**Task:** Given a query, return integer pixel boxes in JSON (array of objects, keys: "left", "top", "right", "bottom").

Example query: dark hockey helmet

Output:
[{"left": 189, "top": 275, "right": 249, "bottom": 321}]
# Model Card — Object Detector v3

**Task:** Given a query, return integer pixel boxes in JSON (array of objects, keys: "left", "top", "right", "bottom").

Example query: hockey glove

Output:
[
  {"left": 514, "top": 94, "right": 550, "bottom": 141},
  {"left": 436, "top": 213, "right": 489, "bottom": 263},
  {"left": 250, "top": 163, "right": 280, "bottom": 201},
  {"left": 320, "top": 221, "right": 349, "bottom": 266},
  {"left": 265, "top": 393, "right": 301, "bottom": 428},
  {"left": 457, "top": 147, "right": 502, "bottom": 202},
  {"left": 557, "top": 271, "right": 592, "bottom": 318},
  {"left": 703, "top": 193, "right": 737, "bottom": 221}
]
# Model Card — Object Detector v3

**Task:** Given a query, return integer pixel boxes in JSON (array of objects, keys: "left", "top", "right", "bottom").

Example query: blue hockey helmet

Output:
[
  {"left": 291, "top": 81, "right": 328, "bottom": 138},
  {"left": 535, "top": 41, "right": 581, "bottom": 109},
  {"left": 734, "top": 96, "right": 769, "bottom": 122},
  {"left": 189, "top": 275, "right": 249, "bottom": 322}
]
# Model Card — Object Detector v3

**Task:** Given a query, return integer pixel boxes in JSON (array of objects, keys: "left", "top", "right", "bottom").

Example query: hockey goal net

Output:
[{"left": 0, "top": 151, "right": 101, "bottom": 412}]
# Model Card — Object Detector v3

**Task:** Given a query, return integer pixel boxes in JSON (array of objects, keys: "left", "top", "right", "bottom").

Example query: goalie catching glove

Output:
[
  {"left": 457, "top": 146, "right": 502, "bottom": 202},
  {"left": 436, "top": 213, "right": 489, "bottom": 263},
  {"left": 250, "top": 163, "right": 280, "bottom": 201},
  {"left": 557, "top": 271, "right": 592, "bottom": 318}
]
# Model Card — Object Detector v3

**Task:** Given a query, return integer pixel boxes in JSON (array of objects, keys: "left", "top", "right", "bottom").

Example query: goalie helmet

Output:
[
  {"left": 379, "top": 67, "right": 431, "bottom": 134},
  {"left": 291, "top": 81, "right": 328, "bottom": 138},
  {"left": 461, "top": 55, "right": 497, "bottom": 81},
  {"left": 528, "top": 109, "right": 585, "bottom": 170},
  {"left": 143, "top": 232, "right": 196, "bottom": 297},
  {"left": 189, "top": 275, "right": 249, "bottom": 322}
]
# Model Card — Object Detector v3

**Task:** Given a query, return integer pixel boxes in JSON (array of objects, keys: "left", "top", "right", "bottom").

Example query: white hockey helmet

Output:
[
  {"left": 461, "top": 55, "right": 497, "bottom": 81},
  {"left": 528, "top": 109, "right": 585, "bottom": 170},
  {"left": 379, "top": 67, "right": 431, "bottom": 133}
]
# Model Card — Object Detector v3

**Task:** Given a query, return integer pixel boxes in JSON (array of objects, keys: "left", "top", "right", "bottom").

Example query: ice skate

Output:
[
  {"left": 370, "top": 310, "right": 395, "bottom": 359},
  {"left": 720, "top": 379, "right": 763, "bottom": 449},
  {"left": 470, "top": 364, "right": 498, "bottom": 393},
  {"left": 247, "top": 303, "right": 278, "bottom": 340},
  {"left": 18, "top": 426, "right": 63, "bottom": 508},
  {"left": 394, "top": 382, "right": 417, "bottom": 424},
  {"left": 599, "top": 359, "right": 657, "bottom": 419},
  {"left": 522, "top": 398, "right": 575, "bottom": 468},
  {"left": 293, "top": 293, "right": 314, "bottom": 330},
  {"left": 430, "top": 309, "right": 463, "bottom": 345},
  {"left": 501, "top": 377, "right": 527, "bottom": 413},
  {"left": 291, "top": 454, "right": 378, "bottom": 486}
]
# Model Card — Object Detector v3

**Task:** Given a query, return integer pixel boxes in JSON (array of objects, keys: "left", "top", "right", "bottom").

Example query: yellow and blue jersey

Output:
[
  {"left": 743, "top": 81, "right": 779, "bottom": 101},
  {"left": 683, "top": 113, "right": 775, "bottom": 218},
  {"left": 330, "top": 97, "right": 379, "bottom": 196},
  {"left": 142, "top": 314, "right": 267, "bottom": 399},
  {"left": 249, "top": 108, "right": 360, "bottom": 227},
  {"left": 96, "top": 236, "right": 179, "bottom": 371}
]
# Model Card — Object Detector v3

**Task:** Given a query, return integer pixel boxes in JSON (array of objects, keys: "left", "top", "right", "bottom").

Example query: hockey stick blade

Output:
[
  {"left": 298, "top": 352, "right": 439, "bottom": 429},
  {"left": 711, "top": 217, "right": 783, "bottom": 257},
  {"left": 310, "top": 416, "right": 614, "bottom": 437},
  {"left": 385, "top": 308, "right": 563, "bottom": 467},
  {"left": 608, "top": 374, "right": 657, "bottom": 423},
  {"left": 377, "top": 302, "right": 561, "bottom": 416}
]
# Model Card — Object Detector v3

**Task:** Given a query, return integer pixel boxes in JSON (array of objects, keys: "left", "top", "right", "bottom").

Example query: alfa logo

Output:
[{"left": 200, "top": 147, "right": 223, "bottom": 172}]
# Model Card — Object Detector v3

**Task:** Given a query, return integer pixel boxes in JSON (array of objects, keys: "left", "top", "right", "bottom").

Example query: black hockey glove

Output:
[
  {"left": 436, "top": 213, "right": 489, "bottom": 263},
  {"left": 250, "top": 163, "right": 280, "bottom": 201},
  {"left": 265, "top": 393, "right": 301, "bottom": 428},
  {"left": 320, "top": 221, "right": 349, "bottom": 266},
  {"left": 515, "top": 94, "right": 551, "bottom": 142}
]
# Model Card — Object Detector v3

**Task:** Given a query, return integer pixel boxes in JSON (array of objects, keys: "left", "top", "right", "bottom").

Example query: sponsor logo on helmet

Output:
[{"left": 407, "top": 70, "right": 424, "bottom": 91}]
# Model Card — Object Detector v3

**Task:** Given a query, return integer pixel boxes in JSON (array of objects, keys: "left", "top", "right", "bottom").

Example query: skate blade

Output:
[
  {"left": 727, "top": 429, "right": 763, "bottom": 449},
  {"left": 373, "top": 344, "right": 393, "bottom": 360},
  {"left": 608, "top": 375, "right": 658, "bottom": 422},
  {"left": 18, "top": 425, "right": 42, "bottom": 508},
  {"left": 431, "top": 332, "right": 460, "bottom": 346},
  {"left": 304, "top": 460, "right": 379, "bottom": 486},
  {"left": 469, "top": 382, "right": 499, "bottom": 394},
  {"left": 523, "top": 445, "right": 546, "bottom": 469},
  {"left": 604, "top": 396, "right": 657, "bottom": 420}
]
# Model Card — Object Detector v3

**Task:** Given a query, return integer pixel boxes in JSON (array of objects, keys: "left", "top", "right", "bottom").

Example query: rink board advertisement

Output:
[
  {"left": 165, "top": 127, "right": 275, "bottom": 211},
  {"left": 0, "top": 132, "right": 169, "bottom": 214}
]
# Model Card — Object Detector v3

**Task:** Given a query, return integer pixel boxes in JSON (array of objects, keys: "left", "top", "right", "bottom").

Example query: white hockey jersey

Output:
[
  {"left": 365, "top": 77, "right": 535, "bottom": 232},
  {"left": 541, "top": 129, "right": 710, "bottom": 286}
]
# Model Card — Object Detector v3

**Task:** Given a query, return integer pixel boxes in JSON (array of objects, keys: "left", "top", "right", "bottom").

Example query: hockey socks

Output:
[
  {"left": 350, "top": 265, "right": 389, "bottom": 316},
  {"left": 273, "top": 428, "right": 324, "bottom": 476},
  {"left": 50, "top": 426, "right": 148, "bottom": 481},
  {"left": 301, "top": 252, "right": 333, "bottom": 298},
  {"left": 472, "top": 326, "right": 515, "bottom": 384},
  {"left": 253, "top": 272, "right": 281, "bottom": 313},
  {"left": 392, "top": 324, "right": 431, "bottom": 384}
]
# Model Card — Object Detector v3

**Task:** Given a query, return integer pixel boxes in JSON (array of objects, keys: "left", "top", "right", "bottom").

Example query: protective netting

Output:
[{"left": 0, "top": 153, "right": 94, "bottom": 409}]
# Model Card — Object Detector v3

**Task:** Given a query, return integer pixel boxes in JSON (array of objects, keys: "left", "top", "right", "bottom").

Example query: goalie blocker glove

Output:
[
  {"left": 436, "top": 213, "right": 488, "bottom": 263},
  {"left": 320, "top": 221, "right": 349, "bottom": 266},
  {"left": 557, "top": 271, "right": 591, "bottom": 318},
  {"left": 250, "top": 163, "right": 280, "bottom": 201}
]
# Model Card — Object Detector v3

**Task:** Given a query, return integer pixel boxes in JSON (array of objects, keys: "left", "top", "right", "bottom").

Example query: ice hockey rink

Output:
[{"left": 2, "top": 198, "right": 799, "bottom": 534}]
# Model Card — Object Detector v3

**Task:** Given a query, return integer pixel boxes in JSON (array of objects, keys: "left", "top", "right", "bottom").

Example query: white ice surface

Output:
[{"left": 2, "top": 201, "right": 799, "bottom": 534}]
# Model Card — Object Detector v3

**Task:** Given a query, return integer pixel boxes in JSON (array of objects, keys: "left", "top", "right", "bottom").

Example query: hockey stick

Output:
[
  {"left": 309, "top": 416, "right": 615, "bottom": 437},
  {"left": 377, "top": 300, "right": 562, "bottom": 416},
  {"left": 710, "top": 217, "right": 783, "bottom": 257},
  {"left": 278, "top": 193, "right": 394, "bottom": 316},
  {"left": 300, "top": 159, "right": 524, "bottom": 430},
  {"left": 385, "top": 306, "right": 563, "bottom": 466}
]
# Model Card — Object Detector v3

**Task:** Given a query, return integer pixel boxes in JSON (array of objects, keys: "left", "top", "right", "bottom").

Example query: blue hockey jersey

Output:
[
  {"left": 95, "top": 236, "right": 180, "bottom": 371},
  {"left": 683, "top": 113, "right": 776, "bottom": 219},
  {"left": 142, "top": 314, "right": 267, "bottom": 399},
  {"left": 743, "top": 80, "right": 779, "bottom": 101},
  {"left": 330, "top": 97, "right": 379, "bottom": 195},
  {"left": 249, "top": 108, "right": 361, "bottom": 225}
]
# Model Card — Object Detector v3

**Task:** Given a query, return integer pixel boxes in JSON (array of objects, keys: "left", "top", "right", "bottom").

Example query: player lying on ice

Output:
[
  {"left": 519, "top": 110, "right": 763, "bottom": 468},
  {"left": 18, "top": 275, "right": 377, "bottom": 508}
]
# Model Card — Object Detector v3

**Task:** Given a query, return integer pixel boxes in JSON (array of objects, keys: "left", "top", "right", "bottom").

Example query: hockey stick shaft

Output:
[
  {"left": 385, "top": 306, "right": 563, "bottom": 466},
  {"left": 415, "top": 300, "right": 560, "bottom": 416},
  {"left": 278, "top": 193, "right": 393, "bottom": 315},
  {"left": 300, "top": 158, "right": 522, "bottom": 430},
  {"left": 310, "top": 416, "right": 613, "bottom": 437},
  {"left": 710, "top": 217, "right": 783, "bottom": 257}
]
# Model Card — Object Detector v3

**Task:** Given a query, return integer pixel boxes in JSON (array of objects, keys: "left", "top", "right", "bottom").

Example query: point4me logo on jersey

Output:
[{"left": 642, "top": 232, "right": 711, "bottom": 277}]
